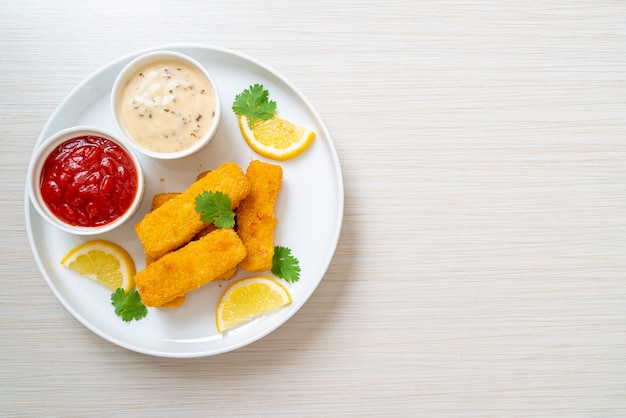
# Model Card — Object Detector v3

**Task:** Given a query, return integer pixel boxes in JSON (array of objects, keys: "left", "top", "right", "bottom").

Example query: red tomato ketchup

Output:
[{"left": 39, "top": 135, "right": 138, "bottom": 227}]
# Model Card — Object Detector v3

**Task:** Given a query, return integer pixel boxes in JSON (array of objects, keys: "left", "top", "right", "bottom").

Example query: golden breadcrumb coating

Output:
[
  {"left": 149, "top": 191, "right": 216, "bottom": 263},
  {"left": 156, "top": 266, "right": 237, "bottom": 308},
  {"left": 135, "top": 228, "right": 246, "bottom": 307},
  {"left": 150, "top": 192, "right": 180, "bottom": 211},
  {"left": 236, "top": 160, "right": 283, "bottom": 271},
  {"left": 135, "top": 162, "right": 251, "bottom": 262}
]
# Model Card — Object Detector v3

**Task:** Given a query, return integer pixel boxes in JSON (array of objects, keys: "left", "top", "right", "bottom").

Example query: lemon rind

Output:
[
  {"left": 215, "top": 275, "right": 291, "bottom": 333},
  {"left": 238, "top": 115, "right": 315, "bottom": 161}
]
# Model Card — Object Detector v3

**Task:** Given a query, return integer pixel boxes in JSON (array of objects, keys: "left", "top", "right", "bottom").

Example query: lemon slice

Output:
[
  {"left": 216, "top": 276, "right": 292, "bottom": 333},
  {"left": 60, "top": 240, "right": 136, "bottom": 292},
  {"left": 238, "top": 115, "right": 315, "bottom": 160}
]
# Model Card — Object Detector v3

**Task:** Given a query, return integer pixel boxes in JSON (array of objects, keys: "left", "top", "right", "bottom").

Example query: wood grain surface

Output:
[{"left": 1, "top": 0, "right": 625, "bottom": 416}]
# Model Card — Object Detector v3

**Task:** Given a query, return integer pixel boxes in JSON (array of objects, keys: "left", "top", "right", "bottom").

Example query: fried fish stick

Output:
[
  {"left": 135, "top": 228, "right": 247, "bottom": 307},
  {"left": 197, "top": 170, "right": 210, "bottom": 180},
  {"left": 150, "top": 191, "right": 216, "bottom": 256},
  {"left": 159, "top": 296, "right": 186, "bottom": 308},
  {"left": 157, "top": 266, "right": 237, "bottom": 308},
  {"left": 151, "top": 192, "right": 180, "bottom": 211},
  {"left": 135, "top": 162, "right": 251, "bottom": 262},
  {"left": 237, "top": 160, "right": 283, "bottom": 271},
  {"left": 149, "top": 171, "right": 211, "bottom": 212}
]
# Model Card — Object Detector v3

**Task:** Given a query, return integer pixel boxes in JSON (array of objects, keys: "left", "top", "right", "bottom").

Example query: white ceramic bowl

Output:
[
  {"left": 111, "top": 51, "right": 221, "bottom": 159},
  {"left": 27, "top": 126, "right": 145, "bottom": 235}
]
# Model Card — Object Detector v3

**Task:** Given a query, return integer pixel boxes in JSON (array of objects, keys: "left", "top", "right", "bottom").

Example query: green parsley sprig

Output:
[
  {"left": 271, "top": 246, "right": 301, "bottom": 283},
  {"left": 111, "top": 288, "right": 148, "bottom": 322},
  {"left": 232, "top": 84, "right": 276, "bottom": 128},
  {"left": 195, "top": 190, "right": 235, "bottom": 229}
]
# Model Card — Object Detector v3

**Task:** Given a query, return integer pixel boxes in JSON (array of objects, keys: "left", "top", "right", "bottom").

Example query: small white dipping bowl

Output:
[
  {"left": 27, "top": 126, "right": 145, "bottom": 235},
  {"left": 111, "top": 51, "right": 221, "bottom": 159}
]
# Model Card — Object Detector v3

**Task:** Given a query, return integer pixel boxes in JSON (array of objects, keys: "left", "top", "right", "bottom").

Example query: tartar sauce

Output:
[{"left": 119, "top": 60, "right": 216, "bottom": 153}]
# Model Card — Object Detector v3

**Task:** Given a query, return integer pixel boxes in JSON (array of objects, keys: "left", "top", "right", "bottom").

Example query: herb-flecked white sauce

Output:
[{"left": 119, "top": 60, "right": 216, "bottom": 153}]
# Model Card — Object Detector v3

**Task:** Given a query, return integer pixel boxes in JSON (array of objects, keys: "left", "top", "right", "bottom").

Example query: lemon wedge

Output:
[
  {"left": 238, "top": 115, "right": 315, "bottom": 160},
  {"left": 216, "top": 276, "right": 292, "bottom": 333},
  {"left": 60, "top": 240, "right": 136, "bottom": 292}
]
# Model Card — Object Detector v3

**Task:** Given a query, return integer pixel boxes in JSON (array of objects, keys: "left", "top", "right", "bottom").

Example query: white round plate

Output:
[{"left": 24, "top": 44, "right": 344, "bottom": 358}]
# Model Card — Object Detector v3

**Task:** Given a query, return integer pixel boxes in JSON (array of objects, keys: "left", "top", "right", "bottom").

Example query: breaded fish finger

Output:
[
  {"left": 237, "top": 160, "right": 283, "bottom": 271},
  {"left": 135, "top": 228, "right": 247, "bottom": 307},
  {"left": 135, "top": 162, "right": 251, "bottom": 262},
  {"left": 156, "top": 266, "right": 237, "bottom": 308},
  {"left": 151, "top": 192, "right": 180, "bottom": 211},
  {"left": 150, "top": 191, "right": 216, "bottom": 258}
]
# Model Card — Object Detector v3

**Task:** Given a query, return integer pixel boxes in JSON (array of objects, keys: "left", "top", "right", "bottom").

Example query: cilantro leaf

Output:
[
  {"left": 195, "top": 190, "right": 235, "bottom": 229},
  {"left": 271, "top": 246, "right": 301, "bottom": 283},
  {"left": 232, "top": 84, "right": 276, "bottom": 128},
  {"left": 111, "top": 288, "right": 147, "bottom": 322}
]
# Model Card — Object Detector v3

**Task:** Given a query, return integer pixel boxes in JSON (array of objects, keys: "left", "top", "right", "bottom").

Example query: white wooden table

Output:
[{"left": 2, "top": 1, "right": 625, "bottom": 416}]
